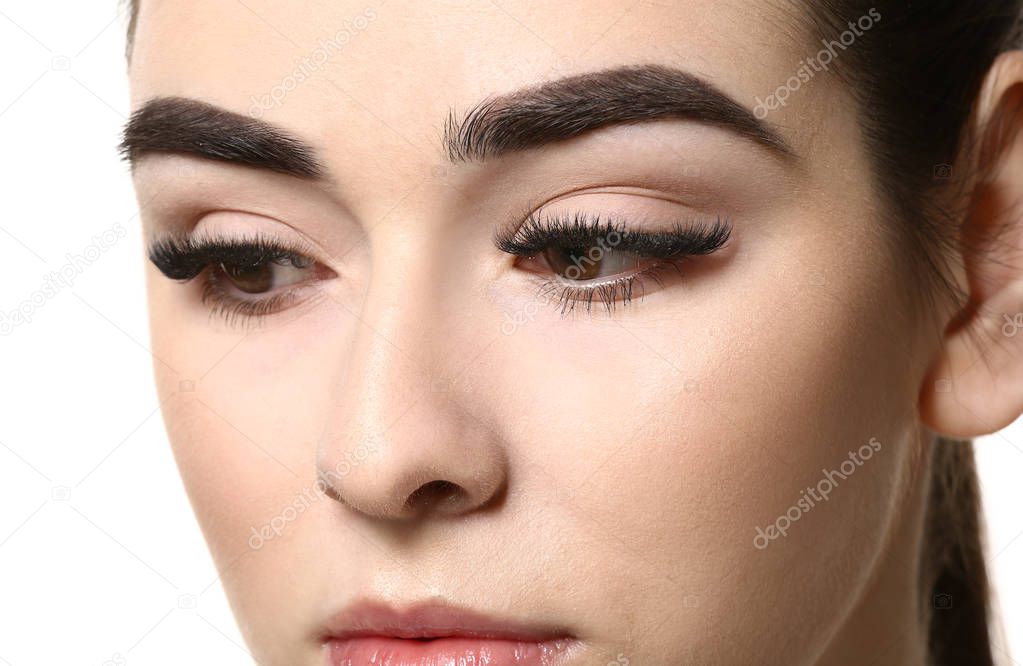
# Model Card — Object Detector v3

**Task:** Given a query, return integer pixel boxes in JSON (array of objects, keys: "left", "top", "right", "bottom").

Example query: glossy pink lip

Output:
[{"left": 322, "top": 600, "right": 578, "bottom": 666}]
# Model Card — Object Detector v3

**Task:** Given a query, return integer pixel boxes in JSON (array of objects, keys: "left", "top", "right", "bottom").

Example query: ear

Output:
[{"left": 920, "top": 50, "right": 1023, "bottom": 438}]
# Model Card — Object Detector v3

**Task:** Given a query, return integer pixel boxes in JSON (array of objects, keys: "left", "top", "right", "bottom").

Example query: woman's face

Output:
[{"left": 129, "top": 1, "right": 935, "bottom": 664}]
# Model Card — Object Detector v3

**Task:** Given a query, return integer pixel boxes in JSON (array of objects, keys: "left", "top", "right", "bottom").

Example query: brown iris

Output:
[
  {"left": 221, "top": 261, "right": 274, "bottom": 293},
  {"left": 543, "top": 246, "right": 643, "bottom": 281}
]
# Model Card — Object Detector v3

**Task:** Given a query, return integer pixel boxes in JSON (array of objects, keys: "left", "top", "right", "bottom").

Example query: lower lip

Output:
[{"left": 327, "top": 636, "right": 576, "bottom": 666}]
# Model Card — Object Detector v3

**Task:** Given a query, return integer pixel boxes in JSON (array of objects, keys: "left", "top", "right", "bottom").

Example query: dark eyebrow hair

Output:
[
  {"left": 444, "top": 64, "right": 794, "bottom": 162},
  {"left": 119, "top": 97, "right": 325, "bottom": 178},
  {"left": 120, "top": 65, "right": 788, "bottom": 180}
]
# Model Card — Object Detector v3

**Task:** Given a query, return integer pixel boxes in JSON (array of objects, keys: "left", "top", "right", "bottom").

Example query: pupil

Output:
[{"left": 222, "top": 261, "right": 273, "bottom": 293}]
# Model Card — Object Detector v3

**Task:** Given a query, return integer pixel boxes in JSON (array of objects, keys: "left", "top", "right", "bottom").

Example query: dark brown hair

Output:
[
  {"left": 797, "top": 3, "right": 1021, "bottom": 664},
  {"left": 124, "top": 1, "right": 1021, "bottom": 663}
]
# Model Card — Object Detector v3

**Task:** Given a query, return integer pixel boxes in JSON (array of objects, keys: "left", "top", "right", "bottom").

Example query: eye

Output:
[
  {"left": 148, "top": 233, "right": 336, "bottom": 325},
  {"left": 496, "top": 211, "right": 731, "bottom": 315},
  {"left": 218, "top": 253, "right": 316, "bottom": 295}
]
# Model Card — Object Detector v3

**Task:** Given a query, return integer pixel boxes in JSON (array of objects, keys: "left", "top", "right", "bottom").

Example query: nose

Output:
[{"left": 317, "top": 277, "right": 507, "bottom": 522}]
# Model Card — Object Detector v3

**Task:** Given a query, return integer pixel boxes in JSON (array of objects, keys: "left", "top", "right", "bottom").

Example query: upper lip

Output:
[{"left": 321, "top": 599, "right": 574, "bottom": 642}]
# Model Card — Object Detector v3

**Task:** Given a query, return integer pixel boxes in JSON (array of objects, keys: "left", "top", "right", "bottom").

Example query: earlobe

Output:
[{"left": 919, "top": 51, "right": 1023, "bottom": 439}]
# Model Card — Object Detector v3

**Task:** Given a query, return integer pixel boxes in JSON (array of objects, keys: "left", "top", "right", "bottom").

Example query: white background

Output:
[{"left": 0, "top": 3, "right": 1020, "bottom": 665}]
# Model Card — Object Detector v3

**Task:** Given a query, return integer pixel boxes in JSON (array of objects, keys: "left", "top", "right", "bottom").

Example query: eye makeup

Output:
[
  {"left": 147, "top": 208, "right": 732, "bottom": 325},
  {"left": 495, "top": 210, "right": 732, "bottom": 315}
]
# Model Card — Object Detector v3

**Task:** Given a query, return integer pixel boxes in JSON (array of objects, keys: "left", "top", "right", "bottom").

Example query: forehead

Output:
[{"left": 128, "top": 1, "right": 823, "bottom": 178}]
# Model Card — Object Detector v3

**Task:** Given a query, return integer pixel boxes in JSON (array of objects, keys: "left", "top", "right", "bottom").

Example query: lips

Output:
[{"left": 322, "top": 600, "right": 578, "bottom": 666}]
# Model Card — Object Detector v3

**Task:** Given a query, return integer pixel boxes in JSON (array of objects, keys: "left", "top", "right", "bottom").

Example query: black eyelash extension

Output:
[
  {"left": 148, "top": 233, "right": 312, "bottom": 281},
  {"left": 497, "top": 211, "right": 732, "bottom": 316},
  {"left": 495, "top": 210, "right": 732, "bottom": 260}
]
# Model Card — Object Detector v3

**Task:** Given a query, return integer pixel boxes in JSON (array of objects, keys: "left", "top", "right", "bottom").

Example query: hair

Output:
[
  {"left": 796, "top": 3, "right": 1022, "bottom": 664},
  {"left": 124, "top": 1, "right": 1021, "bottom": 663}
]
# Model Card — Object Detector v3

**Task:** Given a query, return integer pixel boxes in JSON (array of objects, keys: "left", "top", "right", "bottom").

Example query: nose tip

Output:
[{"left": 316, "top": 391, "right": 509, "bottom": 522}]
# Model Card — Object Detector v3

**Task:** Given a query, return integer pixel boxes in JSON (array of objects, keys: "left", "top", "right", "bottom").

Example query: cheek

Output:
[
  {"left": 149, "top": 315, "right": 349, "bottom": 661},
  {"left": 146, "top": 280, "right": 343, "bottom": 558}
]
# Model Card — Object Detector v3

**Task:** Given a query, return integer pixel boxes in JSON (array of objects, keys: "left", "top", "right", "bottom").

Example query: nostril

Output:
[{"left": 404, "top": 479, "right": 464, "bottom": 513}]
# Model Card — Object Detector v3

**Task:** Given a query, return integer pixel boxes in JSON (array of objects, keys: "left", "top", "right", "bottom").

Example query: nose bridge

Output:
[
  {"left": 335, "top": 232, "right": 450, "bottom": 432},
  {"left": 316, "top": 232, "right": 507, "bottom": 521}
]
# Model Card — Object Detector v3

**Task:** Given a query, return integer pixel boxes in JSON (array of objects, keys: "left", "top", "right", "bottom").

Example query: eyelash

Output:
[
  {"left": 494, "top": 211, "right": 732, "bottom": 315},
  {"left": 148, "top": 212, "right": 732, "bottom": 325},
  {"left": 148, "top": 233, "right": 325, "bottom": 326}
]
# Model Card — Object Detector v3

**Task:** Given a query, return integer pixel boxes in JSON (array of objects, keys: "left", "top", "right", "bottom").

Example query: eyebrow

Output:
[
  {"left": 444, "top": 64, "right": 794, "bottom": 162},
  {"left": 119, "top": 97, "right": 325, "bottom": 178},
  {"left": 119, "top": 65, "right": 793, "bottom": 178}
]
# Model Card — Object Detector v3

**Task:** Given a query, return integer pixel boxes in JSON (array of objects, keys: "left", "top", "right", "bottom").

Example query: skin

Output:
[{"left": 126, "top": 1, "right": 1023, "bottom": 664}]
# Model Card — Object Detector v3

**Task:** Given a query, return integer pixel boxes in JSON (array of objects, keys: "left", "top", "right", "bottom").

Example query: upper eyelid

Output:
[
  {"left": 148, "top": 206, "right": 333, "bottom": 255},
  {"left": 147, "top": 234, "right": 321, "bottom": 281}
]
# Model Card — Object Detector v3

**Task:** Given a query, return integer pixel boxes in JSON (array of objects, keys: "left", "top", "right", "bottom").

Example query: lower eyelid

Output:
[
  {"left": 198, "top": 277, "right": 323, "bottom": 327},
  {"left": 527, "top": 258, "right": 687, "bottom": 315}
]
